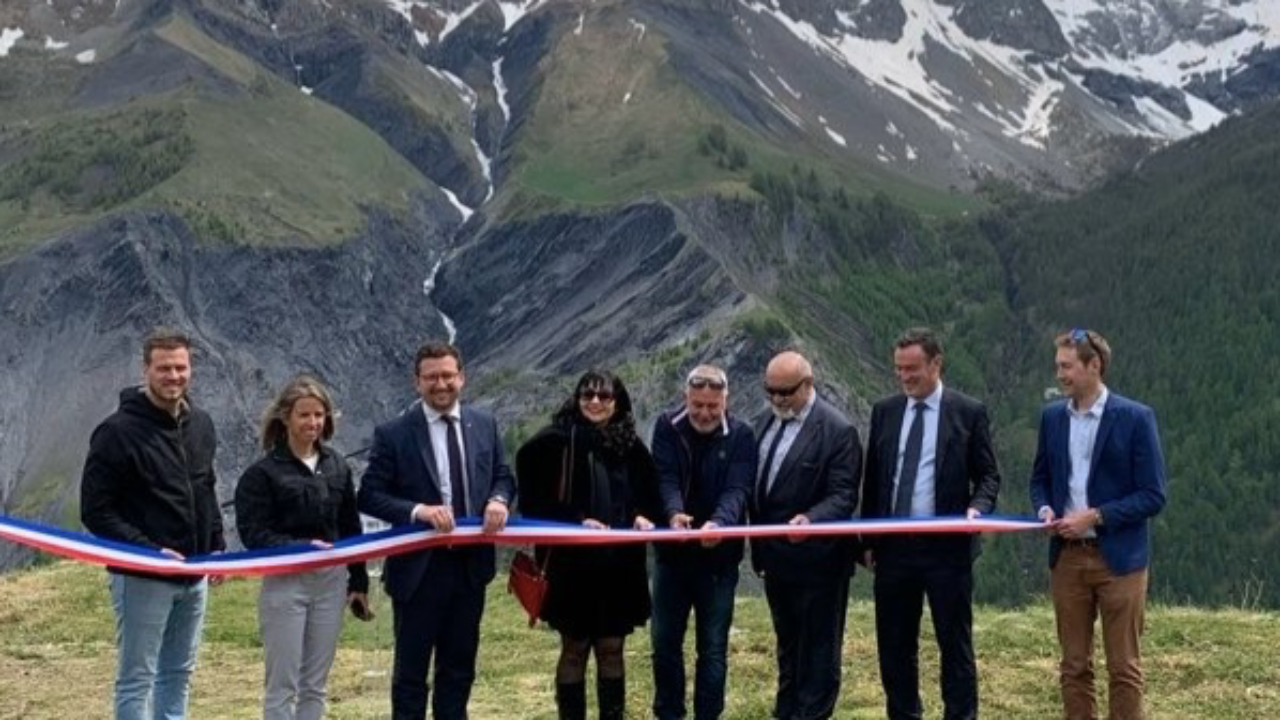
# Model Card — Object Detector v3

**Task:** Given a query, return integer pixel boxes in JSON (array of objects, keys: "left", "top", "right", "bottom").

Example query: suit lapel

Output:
[
  {"left": 1087, "top": 395, "right": 1117, "bottom": 489},
  {"left": 935, "top": 391, "right": 954, "bottom": 492},
  {"left": 882, "top": 398, "right": 907, "bottom": 513},
  {"left": 460, "top": 407, "right": 482, "bottom": 511},
  {"left": 769, "top": 403, "right": 822, "bottom": 500},
  {"left": 409, "top": 405, "right": 442, "bottom": 494}
]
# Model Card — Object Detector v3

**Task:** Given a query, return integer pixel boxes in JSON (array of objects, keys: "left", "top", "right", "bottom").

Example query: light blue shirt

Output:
[
  {"left": 761, "top": 393, "right": 817, "bottom": 492},
  {"left": 894, "top": 383, "right": 943, "bottom": 517},
  {"left": 1066, "top": 386, "right": 1108, "bottom": 537}
]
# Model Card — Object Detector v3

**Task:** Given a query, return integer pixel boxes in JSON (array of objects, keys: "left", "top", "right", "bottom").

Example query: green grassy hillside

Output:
[
  {"left": 0, "top": 14, "right": 430, "bottom": 258},
  {"left": 0, "top": 561, "right": 1275, "bottom": 718}
]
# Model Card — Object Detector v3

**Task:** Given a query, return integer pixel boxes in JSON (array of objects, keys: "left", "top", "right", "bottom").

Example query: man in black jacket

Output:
[
  {"left": 752, "top": 351, "right": 862, "bottom": 720},
  {"left": 650, "top": 365, "right": 757, "bottom": 720},
  {"left": 81, "top": 328, "right": 224, "bottom": 720},
  {"left": 860, "top": 328, "right": 1000, "bottom": 720}
]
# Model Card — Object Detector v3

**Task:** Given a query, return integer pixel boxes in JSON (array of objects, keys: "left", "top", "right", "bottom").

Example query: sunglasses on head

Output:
[
  {"left": 579, "top": 389, "right": 615, "bottom": 403},
  {"left": 1070, "top": 328, "right": 1102, "bottom": 356},
  {"left": 687, "top": 376, "right": 727, "bottom": 391},
  {"left": 764, "top": 378, "right": 807, "bottom": 398}
]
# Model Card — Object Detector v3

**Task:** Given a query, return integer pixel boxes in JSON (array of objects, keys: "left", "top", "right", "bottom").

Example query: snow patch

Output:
[
  {"left": 439, "top": 187, "right": 475, "bottom": 222},
  {"left": 300, "top": 86, "right": 313, "bottom": 95},
  {"left": 824, "top": 126, "right": 848, "bottom": 147},
  {"left": 44, "top": 36, "right": 68, "bottom": 51},
  {"left": 493, "top": 58, "right": 511, "bottom": 124},
  {"left": 629, "top": 18, "right": 647, "bottom": 44},
  {"left": 1, "top": 27, "right": 24, "bottom": 58},
  {"left": 886, "top": 121, "right": 902, "bottom": 138},
  {"left": 76, "top": 49, "right": 96, "bottom": 64},
  {"left": 498, "top": 0, "right": 548, "bottom": 33},
  {"left": 905, "top": 144, "right": 918, "bottom": 161},
  {"left": 423, "top": 258, "right": 459, "bottom": 344},
  {"left": 575, "top": 13, "right": 585, "bottom": 36}
]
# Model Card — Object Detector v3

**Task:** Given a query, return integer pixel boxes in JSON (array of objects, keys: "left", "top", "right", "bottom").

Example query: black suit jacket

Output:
[
  {"left": 860, "top": 387, "right": 1000, "bottom": 563},
  {"left": 357, "top": 401, "right": 516, "bottom": 601},
  {"left": 749, "top": 395, "right": 862, "bottom": 584}
]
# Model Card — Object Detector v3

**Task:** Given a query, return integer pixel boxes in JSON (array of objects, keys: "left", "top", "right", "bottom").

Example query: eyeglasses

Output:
[
  {"left": 687, "top": 376, "right": 727, "bottom": 391},
  {"left": 419, "top": 371, "right": 459, "bottom": 385},
  {"left": 764, "top": 378, "right": 808, "bottom": 398},
  {"left": 579, "top": 390, "right": 615, "bottom": 403}
]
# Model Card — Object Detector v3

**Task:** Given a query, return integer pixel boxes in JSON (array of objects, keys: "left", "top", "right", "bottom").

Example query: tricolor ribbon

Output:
[{"left": 0, "top": 513, "right": 1042, "bottom": 578}]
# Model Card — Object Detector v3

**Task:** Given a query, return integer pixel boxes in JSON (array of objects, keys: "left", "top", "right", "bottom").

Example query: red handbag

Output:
[
  {"left": 508, "top": 434, "right": 574, "bottom": 627},
  {"left": 507, "top": 549, "right": 549, "bottom": 627}
]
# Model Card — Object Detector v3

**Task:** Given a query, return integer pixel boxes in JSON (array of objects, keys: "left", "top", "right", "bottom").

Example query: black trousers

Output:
[
  {"left": 390, "top": 550, "right": 487, "bottom": 720},
  {"left": 763, "top": 573, "right": 850, "bottom": 720},
  {"left": 874, "top": 541, "right": 977, "bottom": 720}
]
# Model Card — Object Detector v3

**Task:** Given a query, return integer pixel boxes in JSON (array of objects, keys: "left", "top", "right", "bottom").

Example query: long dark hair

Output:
[{"left": 553, "top": 370, "right": 640, "bottom": 458}]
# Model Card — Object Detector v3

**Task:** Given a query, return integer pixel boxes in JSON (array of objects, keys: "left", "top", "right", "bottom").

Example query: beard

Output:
[{"left": 771, "top": 405, "right": 798, "bottom": 421}]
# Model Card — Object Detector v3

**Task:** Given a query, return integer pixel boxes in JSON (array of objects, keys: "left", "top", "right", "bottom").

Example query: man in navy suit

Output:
[
  {"left": 750, "top": 350, "right": 861, "bottom": 720},
  {"left": 860, "top": 327, "right": 1000, "bottom": 720},
  {"left": 1029, "top": 329, "right": 1167, "bottom": 720},
  {"left": 358, "top": 342, "right": 516, "bottom": 720}
]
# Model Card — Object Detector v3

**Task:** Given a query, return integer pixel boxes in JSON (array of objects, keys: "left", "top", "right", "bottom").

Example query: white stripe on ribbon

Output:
[{"left": 0, "top": 514, "right": 1042, "bottom": 578}]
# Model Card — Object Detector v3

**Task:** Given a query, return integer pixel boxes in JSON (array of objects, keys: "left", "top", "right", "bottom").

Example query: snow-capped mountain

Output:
[
  {"left": 370, "top": 0, "right": 1280, "bottom": 189},
  {"left": 4, "top": 0, "right": 1277, "bottom": 192}
]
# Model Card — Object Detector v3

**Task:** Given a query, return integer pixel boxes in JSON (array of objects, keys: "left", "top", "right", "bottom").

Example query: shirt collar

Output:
[
  {"left": 422, "top": 402, "right": 462, "bottom": 424},
  {"left": 1069, "top": 385, "right": 1109, "bottom": 419},
  {"left": 910, "top": 382, "right": 944, "bottom": 413}
]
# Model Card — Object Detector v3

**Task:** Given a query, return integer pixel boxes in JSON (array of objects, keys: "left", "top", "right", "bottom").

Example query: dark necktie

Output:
[
  {"left": 758, "top": 418, "right": 793, "bottom": 498},
  {"left": 893, "top": 402, "right": 926, "bottom": 517},
  {"left": 443, "top": 415, "right": 467, "bottom": 516}
]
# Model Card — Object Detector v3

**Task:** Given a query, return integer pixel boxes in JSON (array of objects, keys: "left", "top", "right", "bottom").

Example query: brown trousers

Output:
[{"left": 1051, "top": 544, "right": 1149, "bottom": 720}]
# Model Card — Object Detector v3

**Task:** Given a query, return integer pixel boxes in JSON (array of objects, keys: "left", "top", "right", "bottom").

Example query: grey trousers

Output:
[{"left": 259, "top": 566, "right": 348, "bottom": 720}]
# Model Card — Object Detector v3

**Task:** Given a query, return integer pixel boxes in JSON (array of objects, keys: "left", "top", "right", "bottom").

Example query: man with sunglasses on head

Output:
[
  {"left": 1029, "top": 329, "right": 1167, "bottom": 720},
  {"left": 650, "top": 365, "right": 758, "bottom": 720},
  {"left": 750, "top": 351, "right": 861, "bottom": 720},
  {"left": 358, "top": 342, "right": 516, "bottom": 720}
]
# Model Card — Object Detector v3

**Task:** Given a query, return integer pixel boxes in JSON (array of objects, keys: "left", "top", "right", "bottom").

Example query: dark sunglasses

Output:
[
  {"left": 764, "top": 379, "right": 807, "bottom": 398},
  {"left": 687, "top": 376, "right": 727, "bottom": 391},
  {"left": 579, "top": 389, "right": 615, "bottom": 403}
]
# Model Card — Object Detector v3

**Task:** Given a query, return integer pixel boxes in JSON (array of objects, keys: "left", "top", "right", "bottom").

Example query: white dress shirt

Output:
[{"left": 761, "top": 393, "right": 817, "bottom": 493}]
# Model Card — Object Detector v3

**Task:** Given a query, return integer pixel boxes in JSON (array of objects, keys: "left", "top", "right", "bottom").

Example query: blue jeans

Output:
[
  {"left": 651, "top": 561, "right": 739, "bottom": 720},
  {"left": 110, "top": 574, "right": 208, "bottom": 720}
]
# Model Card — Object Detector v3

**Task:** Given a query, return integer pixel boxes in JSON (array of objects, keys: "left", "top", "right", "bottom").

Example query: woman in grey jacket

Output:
[{"left": 235, "top": 375, "right": 371, "bottom": 720}]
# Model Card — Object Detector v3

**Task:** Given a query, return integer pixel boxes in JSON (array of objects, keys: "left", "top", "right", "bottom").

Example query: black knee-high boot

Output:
[
  {"left": 556, "top": 682, "right": 586, "bottom": 720},
  {"left": 598, "top": 676, "right": 626, "bottom": 720}
]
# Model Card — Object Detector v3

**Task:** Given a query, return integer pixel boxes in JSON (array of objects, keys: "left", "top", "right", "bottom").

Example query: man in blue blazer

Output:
[
  {"left": 860, "top": 328, "right": 1000, "bottom": 720},
  {"left": 358, "top": 342, "right": 516, "bottom": 720},
  {"left": 1029, "top": 329, "right": 1167, "bottom": 720}
]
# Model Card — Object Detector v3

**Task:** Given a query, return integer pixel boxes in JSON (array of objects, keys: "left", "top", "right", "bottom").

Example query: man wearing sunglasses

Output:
[
  {"left": 650, "top": 365, "right": 758, "bottom": 720},
  {"left": 1029, "top": 329, "right": 1167, "bottom": 720},
  {"left": 859, "top": 327, "right": 1000, "bottom": 720},
  {"left": 750, "top": 351, "right": 861, "bottom": 720}
]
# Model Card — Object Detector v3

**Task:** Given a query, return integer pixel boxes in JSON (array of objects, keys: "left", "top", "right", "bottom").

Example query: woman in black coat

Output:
[
  {"left": 234, "top": 375, "right": 372, "bottom": 720},
  {"left": 516, "top": 370, "right": 660, "bottom": 720}
]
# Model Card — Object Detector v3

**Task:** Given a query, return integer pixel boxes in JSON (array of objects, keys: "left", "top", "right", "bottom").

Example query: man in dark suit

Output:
[
  {"left": 358, "top": 342, "right": 516, "bottom": 720},
  {"left": 751, "top": 350, "right": 861, "bottom": 720},
  {"left": 860, "top": 327, "right": 1000, "bottom": 720},
  {"left": 1029, "top": 329, "right": 1167, "bottom": 720}
]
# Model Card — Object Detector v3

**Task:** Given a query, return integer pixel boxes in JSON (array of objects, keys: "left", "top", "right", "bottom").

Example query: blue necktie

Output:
[{"left": 893, "top": 402, "right": 926, "bottom": 517}]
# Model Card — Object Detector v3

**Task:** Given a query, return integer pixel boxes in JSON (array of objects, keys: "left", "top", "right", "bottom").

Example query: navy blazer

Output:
[
  {"left": 1028, "top": 391, "right": 1167, "bottom": 575},
  {"left": 749, "top": 396, "right": 862, "bottom": 584},
  {"left": 861, "top": 388, "right": 1001, "bottom": 562},
  {"left": 358, "top": 401, "right": 516, "bottom": 601}
]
